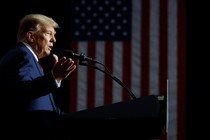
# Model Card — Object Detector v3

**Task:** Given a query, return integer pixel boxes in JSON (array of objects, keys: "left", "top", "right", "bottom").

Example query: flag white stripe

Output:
[
  {"left": 113, "top": 41, "right": 123, "bottom": 103},
  {"left": 168, "top": 0, "right": 178, "bottom": 139},
  {"left": 77, "top": 42, "right": 88, "bottom": 111},
  {"left": 131, "top": 0, "right": 141, "bottom": 98},
  {"left": 95, "top": 41, "right": 105, "bottom": 107},
  {"left": 149, "top": 0, "right": 159, "bottom": 96}
]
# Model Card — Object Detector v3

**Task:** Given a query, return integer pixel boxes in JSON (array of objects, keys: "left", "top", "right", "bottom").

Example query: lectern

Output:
[{"left": 60, "top": 95, "right": 166, "bottom": 139}]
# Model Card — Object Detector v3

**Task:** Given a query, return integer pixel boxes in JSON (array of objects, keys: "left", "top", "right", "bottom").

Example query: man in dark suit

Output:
[{"left": 0, "top": 14, "right": 76, "bottom": 139}]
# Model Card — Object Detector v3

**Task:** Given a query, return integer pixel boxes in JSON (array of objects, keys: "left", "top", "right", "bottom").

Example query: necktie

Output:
[{"left": 38, "top": 62, "right": 44, "bottom": 72}]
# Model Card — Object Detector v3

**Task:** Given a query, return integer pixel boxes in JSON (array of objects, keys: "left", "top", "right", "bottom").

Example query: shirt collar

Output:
[{"left": 22, "top": 42, "right": 38, "bottom": 62}]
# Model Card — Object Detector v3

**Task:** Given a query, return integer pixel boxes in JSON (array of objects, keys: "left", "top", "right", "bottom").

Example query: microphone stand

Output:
[{"left": 79, "top": 60, "right": 137, "bottom": 99}]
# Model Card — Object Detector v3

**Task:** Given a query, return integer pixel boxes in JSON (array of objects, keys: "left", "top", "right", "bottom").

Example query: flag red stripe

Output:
[
  {"left": 87, "top": 41, "right": 96, "bottom": 108},
  {"left": 104, "top": 41, "right": 114, "bottom": 104},
  {"left": 177, "top": 0, "right": 186, "bottom": 139},
  {"left": 122, "top": 41, "right": 132, "bottom": 100},
  {"left": 159, "top": 0, "right": 168, "bottom": 96},
  {"left": 69, "top": 41, "right": 79, "bottom": 112},
  {"left": 141, "top": 0, "right": 150, "bottom": 96}
]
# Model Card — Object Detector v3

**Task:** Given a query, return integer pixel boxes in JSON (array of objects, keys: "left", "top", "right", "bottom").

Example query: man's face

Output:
[{"left": 32, "top": 26, "right": 56, "bottom": 59}]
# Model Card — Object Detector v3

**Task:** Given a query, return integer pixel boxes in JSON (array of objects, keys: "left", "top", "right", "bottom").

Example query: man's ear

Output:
[{"left": 26, "top": 31, "right": 34, "bottom": 43}]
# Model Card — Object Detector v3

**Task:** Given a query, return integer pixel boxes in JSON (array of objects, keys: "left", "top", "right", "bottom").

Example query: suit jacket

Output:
[{"left": 0, "top": 42, "right": 62, "bottom": 115}]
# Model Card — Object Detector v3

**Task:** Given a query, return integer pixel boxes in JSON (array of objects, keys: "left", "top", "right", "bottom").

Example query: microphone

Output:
[{"left": 62, "top": 50, "right": 98, "bottom": 63}]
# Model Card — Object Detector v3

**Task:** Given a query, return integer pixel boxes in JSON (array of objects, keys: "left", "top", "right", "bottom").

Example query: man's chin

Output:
[
  {"left": 46, "top": 51, "right": 51, "bottom": 55},
  {"left": 41, "top": 52, "right": 50, "bottom": 58}
]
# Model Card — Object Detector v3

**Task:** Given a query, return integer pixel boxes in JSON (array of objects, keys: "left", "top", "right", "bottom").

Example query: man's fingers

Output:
[
  {"left": 56, "top": 56, "right": 67, "bottom": 66},
  {"left": 52, "top": 54, "right": 58, "bottom": 66}
]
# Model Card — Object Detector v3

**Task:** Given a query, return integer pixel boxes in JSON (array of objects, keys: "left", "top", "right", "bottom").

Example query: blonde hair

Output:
[{"left": 17, "top": 14, "right": 59, "bottom": 42}]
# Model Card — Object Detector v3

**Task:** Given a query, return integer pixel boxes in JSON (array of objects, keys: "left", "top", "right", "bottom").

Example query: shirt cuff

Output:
[{"left": 51, "top": 70, "right": 61, "bottom": 88}]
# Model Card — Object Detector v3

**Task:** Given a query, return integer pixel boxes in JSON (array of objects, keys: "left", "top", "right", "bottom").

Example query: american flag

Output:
[{"left": 68, "top": 0, "right": 185, "bottom": 140}]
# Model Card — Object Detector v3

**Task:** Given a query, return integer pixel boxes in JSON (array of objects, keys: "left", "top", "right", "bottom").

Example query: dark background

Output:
[
  {"left": 186, "top": 0, "right": 210, "bottom": 139},
  {"left": 0, "top": 0, "right": 208, "bottom": 139}
]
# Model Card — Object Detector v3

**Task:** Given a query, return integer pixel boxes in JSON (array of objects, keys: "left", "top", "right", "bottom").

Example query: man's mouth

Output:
[{"left": 48, "top": 46, "right": 53, "bottom": 50}]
